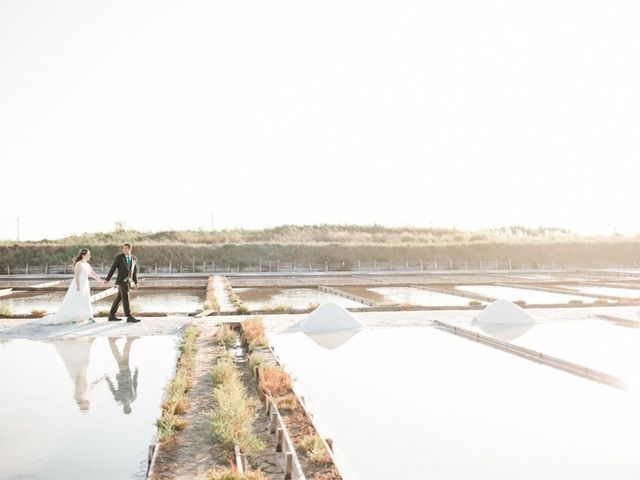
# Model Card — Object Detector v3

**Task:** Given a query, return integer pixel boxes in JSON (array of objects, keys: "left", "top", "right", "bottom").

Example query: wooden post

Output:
[
  {"left": 25, "top": 263, "right": 28, "bottom": 274},
  {"left": 276, "top": 428, "right": 284, "bottom": 452},
  {"left": 420, "top": 261, "right": 424, "bottom": 271},
  {"left": 192, "top": 260, "right": 195, "bottom": 273},
  {"left": 284, "top": 453, "right": 293, "bottom": 480},
  {"left": 325, "top": 262, "right": 328, "bottom": 272},
  {"left": 326, "top": 438, "right": 334, "bottom": 451},
  {"left": 155, "top": 264, "right": 158, "bottom": 273},
  {"left": 64, "top": 264, "right": 67, "bottom": 274},
  {"left": 270, "top": 412, "right": 277, "bottom": 434},
  {"left": 277, "top": 260, "right": 280, "bottom": 272},
  {"left": 358, "top": 260, "right": 361, "bottom": 271},
  {"left": 234, "top": 446, "right": 244, "bottom": 474},
  {"left": 169, "top": 261, "right": 172, "bottom": 273},
  {"left": 45, "top": 263, "right": 48, "bottom": 274}
]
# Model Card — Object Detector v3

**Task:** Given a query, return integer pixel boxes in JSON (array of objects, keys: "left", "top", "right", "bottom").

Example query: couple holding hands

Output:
[{"left": 45, "top": 243, "right": 140, "bottom": 325}]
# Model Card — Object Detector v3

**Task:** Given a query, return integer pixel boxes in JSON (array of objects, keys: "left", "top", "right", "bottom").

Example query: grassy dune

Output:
[{"left": 0, "top": 224, "right": 638, "bottom": 267}]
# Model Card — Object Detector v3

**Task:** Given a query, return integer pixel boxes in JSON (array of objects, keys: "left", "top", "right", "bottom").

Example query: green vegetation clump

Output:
[
  {"left": 157, "top": 324, "right": 200, "bottom": 441},
  {"left": 210, "top": 357, "right": 265, "bottom": 455},
  {"left": 247, "top": 352, "right": 265, "bottom": 379}
]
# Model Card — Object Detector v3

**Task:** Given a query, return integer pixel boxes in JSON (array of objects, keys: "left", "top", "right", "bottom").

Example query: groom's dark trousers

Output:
[{"left": 110, "top": 282, "right": 132, "bottom": 317}]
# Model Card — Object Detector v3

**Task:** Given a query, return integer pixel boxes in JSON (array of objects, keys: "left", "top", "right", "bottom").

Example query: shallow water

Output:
[
  {"left": 234, "top": 287, "right": 365, "bottom": 310},
  {"left": 0, "top": 292, "right": 68, "bottom": 314},
  {"left": 0, "top": 291, "right": 204, "bottom": 315},
  {"left": 0, "top": 336, "right": 177, "bottom": 479},
  {"left": 269, "top": 326, "right": 640, "bottom": 479},
  {"left": 456, "top": 285, "right": 598, "bottom": 304},
  {"left": 467, "top": 318, "right": 640, "bottom": 388},
  {"left": 368, "top": 286, "right": 479, "bottom": 306},
  {"left": 94, "top": 291, "right": 204, "bottom": 313}
]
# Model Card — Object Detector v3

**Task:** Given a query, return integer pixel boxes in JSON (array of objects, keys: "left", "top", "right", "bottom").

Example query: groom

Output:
[{"left": 105, "top": 243, "right": 140, "bottom": 323}]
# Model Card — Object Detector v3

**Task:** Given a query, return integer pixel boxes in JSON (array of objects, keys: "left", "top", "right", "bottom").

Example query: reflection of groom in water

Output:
[{"left": 105, "top": 337, "right": 139, "bottom": 414}]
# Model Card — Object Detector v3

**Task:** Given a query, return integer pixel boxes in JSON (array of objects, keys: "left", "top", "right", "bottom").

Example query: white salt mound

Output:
[
  {"left": 474, "top": 299, "right": 535, "bottom": 325},
  {"left": 290, "top": 302, "right": 364, "bottom": 332}
]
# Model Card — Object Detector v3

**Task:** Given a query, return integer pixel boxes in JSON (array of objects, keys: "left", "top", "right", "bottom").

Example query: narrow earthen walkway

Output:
[
  {"left": 151, "top": 323, "right": 228, "bottom": 479},
  {"left": 151, "top": 323, "right": 285, "bottom": 479}
]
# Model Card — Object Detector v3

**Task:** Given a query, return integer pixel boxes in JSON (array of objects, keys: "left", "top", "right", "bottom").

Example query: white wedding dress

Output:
[{"left": 44, "top": 262, "right": 94, "bottom": 324}]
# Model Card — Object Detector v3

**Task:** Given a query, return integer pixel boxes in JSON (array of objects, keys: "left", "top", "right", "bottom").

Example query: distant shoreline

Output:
[{"left": 1, "top": 224, "right": 639, "bottom": 270}]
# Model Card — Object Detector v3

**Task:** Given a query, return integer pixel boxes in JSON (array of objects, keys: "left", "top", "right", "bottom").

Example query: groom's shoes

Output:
[
  {"left": 108, "top": 316, "right": 122, "bottom": 322},
  {"left": 126, "top": 316, "right": 141, "bottom": 323}
]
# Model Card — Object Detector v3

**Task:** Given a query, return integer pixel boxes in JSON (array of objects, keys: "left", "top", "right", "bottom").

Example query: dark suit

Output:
[{"left": 106, "top": 253, "right": 138, "bottom": 318}]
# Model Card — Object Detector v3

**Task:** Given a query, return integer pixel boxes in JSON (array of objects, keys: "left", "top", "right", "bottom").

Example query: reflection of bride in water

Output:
[
  {"left": 51, "top": 337, "right": 98, "bottom": 412},
  {"left": 105, "top": 337, "right": 139, "bottom": 414}
]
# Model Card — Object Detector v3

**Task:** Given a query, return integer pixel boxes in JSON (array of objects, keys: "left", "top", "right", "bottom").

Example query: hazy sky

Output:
[{"left": 1, "top": 1, "right": 639, "bottom": 240}]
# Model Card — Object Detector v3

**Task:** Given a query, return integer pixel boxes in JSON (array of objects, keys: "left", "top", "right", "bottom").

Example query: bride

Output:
[{"left": 44, "top": 248, "right": 107, "bottom": 325}]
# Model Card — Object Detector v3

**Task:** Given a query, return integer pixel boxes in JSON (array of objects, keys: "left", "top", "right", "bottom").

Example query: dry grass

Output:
[
  {"left": 300, "top": 434, "right": 330, "bottom": 464},
  {"left": 213, "top": 324, "right": 238, "bottom": 348},
  {"left": 268, "top": 305, "right": 294, "bottom": 314},
  {"left": 224, "top": 281, "right": 247, "bottom": 314},
  {"left": 247, "top": 353, "right": 265, "bottom": 379},
  {"left": 242, "top": 318, "right": 268, "bottom": 349},
  {"left": 30, "top": 309, "right": 48, "bottom": 317},
  {"left": 0, "top": 305, "right": 14, "bottom": 318},
  {"left": 468, "top": 300, "right": 482, "bottom": 306},
  {"left": 207, "top": 467, "right": 270, "bottom": 480},
  {"left": 213, "top": 358, "right": 240, "bottom": 385},
  {"left": 157, "top": 324, "right": 200, "bottom": 442},
  {"left": 204, "top": 276, "right": 221, "bottom": 312},
  {"left": 258, "top": 365, "right": 292, "bottom": 397},
  {"left": 275, "top": 394, "right": 298, "bottom": 413}
]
